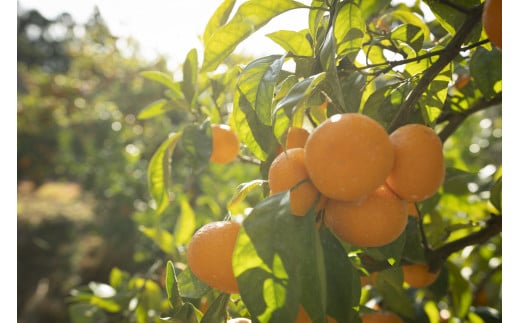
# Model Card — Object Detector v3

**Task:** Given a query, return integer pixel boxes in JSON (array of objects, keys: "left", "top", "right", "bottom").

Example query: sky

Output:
[{"left": 16, "top": 0, "right": 313, "bottom": 70}]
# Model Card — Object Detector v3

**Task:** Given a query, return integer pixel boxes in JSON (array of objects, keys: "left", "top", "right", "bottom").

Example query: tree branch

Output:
[
  {"left": 387, "top": 4, "right": 484, "bottom": 133},
  {"left": 427, "top": 214, "right": 502, "bottom": 272},
  {"left": 437, "top": 92, "right": 502, "bottom": 142}
]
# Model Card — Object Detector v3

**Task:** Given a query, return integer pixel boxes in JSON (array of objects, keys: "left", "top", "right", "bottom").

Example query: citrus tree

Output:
[{"left": 68, "top": 0, "right": 502, "bottom": 322}]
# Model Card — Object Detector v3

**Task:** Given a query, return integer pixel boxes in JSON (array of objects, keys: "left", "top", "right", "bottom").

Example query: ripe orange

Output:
[
  {"left": 209, "top": 124, "right": 240, "bottom": 164},
  {"left": 304, "top": 113, "right": 394, "bottom": 202},
  {"left": 385, "top": 124, "right": 445, "bottom": 202},
  {"left": 324, "top": 184, "right": 407, "bottom": 247},
  {"left": 482, "top": 0, "right": 502, "bottom": 50},
  {"left": 277, "top": 127, "right": 311, "bottom": 154},
  {"left": 186, "top": 221, "right": 240, "bottom": 294},
  {"left": 360, "top": 311, "right": 404, "bottom": 323},
  {"left": 402, "top": 263, "right": 440, "bottom": 288},
  {"left": 268, "top": 148, "right": 326, "bottom": 216}
]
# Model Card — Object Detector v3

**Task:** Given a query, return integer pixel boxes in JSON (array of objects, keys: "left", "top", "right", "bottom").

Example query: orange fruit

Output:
[
  {"left": 186, "top": 221, "right": 240, "bottom": 294},
  {"left": 268, "top": 148, "right": 326, "bottom": 216},
  {"left": 296, "top": 305, "right": 337, "bottom": 323},
  {"left": 482, "top": 0, "right": 502, "bottom": 50},
  {"left": 360, "top": 311, "right": 404, "bottom": 323},
  {"left": 385, "top": 124, "right": 445, "bottom": 202},
  {"left": 407, "top": 202, "right": 419, "bottom": 218},
  {"left": 324, "top": 184, "right": 407, "bottom": 247},
  {"left": 277, "top": 127, "right": 311, "bottom": 154},
  {"left": 402, "top": 263, "right": 440, "bottom": 288},
  {"left": 209, "top": 124, "right": 240, "bottom": 164},
  {"left": 304, "top": 113, "right": 394, "bottom": 202}
]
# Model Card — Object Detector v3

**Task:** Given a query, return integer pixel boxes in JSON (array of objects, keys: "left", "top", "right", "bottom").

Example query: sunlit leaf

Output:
[
  {"left": 165, "top": 260, "right": 183, "bottom": 311},
  {"left": 203, "top": 0, "right": 237, "bottom": 44},
  {"left": 173, "top": 196, "right": 197, "bottom": 246},
  {"left": 227, "top": 179, "right": 267, "bottom": 211},
  {"left": 267, "top": 30, "right": 313, "bottom": 57},
  {"left": 470, "top": 47, "right": 502, "bottom": 100},
  {"left": 139, "top": 226, "right": 175, "bottom": 255},
  {"left": 201, "top": 0, "right": 306, "bottom": 71},
  {"left": 334, "top": 2, "right": 366, "bottom": 61},
  {"left": 237, "top": 55, "right": 285, "bottom": 125},
  {"left": 489, "top": 176, "right": 502, "bottom": 212},
  {"left": 446, "top": 261, "right": 473, "bottom": 318},
  {"left": 177, "top": 267, "right": 211, "bottom": 299},
  {"left": 147, "top": 132, "right": 182, "bottom": 215},
  {"left": 140, "top": 71, "right": 180, "bottom": 93},
  {"left": 182, "top": 48, "right": 199, "bottom": 107},
  {"left": 138, "top": 99, "right": 171, "bottom": 120}
]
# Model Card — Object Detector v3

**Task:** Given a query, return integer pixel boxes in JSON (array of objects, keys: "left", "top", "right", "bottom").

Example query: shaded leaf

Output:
[
  {"left": 165, "top": 261, "right": 183, "bottom": 311},
  {"left": 200, "top": 293, "right": 230, "bottom": 323},
  {"left": 489, "top": 176, "right": 501, "bottom": 212},
  {"left": 177, "top": 267, "right": 211, "bottom": 299}
]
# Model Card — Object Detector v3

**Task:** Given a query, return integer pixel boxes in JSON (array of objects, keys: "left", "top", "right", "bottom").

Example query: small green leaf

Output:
[
  {"left": 227, "top": 179, "right": 267, "bottom": 211},
  {"left": 147, "top": 132, "right": 183, "bottom": 215},
  {"left": 165, "top": 261, "right": 183, "bottom": 311},
  {"left": 390, "top": 23, "right": 424, "bottom": 53},
  {"left": 182, "top": 48, "right": 199, "bottom": 107},
  {"left": 138, "top": 99, "right": 171, "bottom": 120},
  {"left": 109, "top": 267, "right": 129, "bottom": 289},
  {"left": 177, "top": 267, "right": 211, "bottom": 299},
  {"left": 140, "top": 71, "right": 180, "bottom": 92},
  {"left": 174, "top": 196, "right": 197, "bottom": 246}
]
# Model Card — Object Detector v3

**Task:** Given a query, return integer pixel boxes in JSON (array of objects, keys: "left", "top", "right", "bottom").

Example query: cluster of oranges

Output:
[
  {"left": 187, "top": 114, "right": 445, "bottom": 320},
  {"left": 269, "top": 113, "right": 445, "bottom": 248}
]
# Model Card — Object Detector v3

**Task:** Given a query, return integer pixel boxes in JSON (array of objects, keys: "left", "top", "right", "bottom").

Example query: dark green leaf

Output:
[
  {"left": 425, "top": 0, "right": 480, "bottom": 36},
  {"left": 320, "top": 227, "right": 361, "bottom": 322},
  {"left": 443, "top": 167, "right": 477, "bottom": 196},
  {"left": 402, "top": 216, "right": 427, "bottom": 263},
  {"left": 470, "top": 47, "right": 502, "bottom": 100},
  {"left": 375, "top": 267, "right": 415, "bottom": 319},
  {"left": 319, "top": 29, "right": 347, "bottom": 112},
  {"left": 489, "top": 176, "right": 502, "bottom": 212},
  {"left": 200, "top": 293, "right": 230, "bottom": 323},
  {"left": 233, "top": 192, "right": 327, "bottom": 322}
]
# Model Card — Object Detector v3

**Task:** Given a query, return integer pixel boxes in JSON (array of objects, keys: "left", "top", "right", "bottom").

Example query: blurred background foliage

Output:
[{"left": 17, "top": 1, "right": 501, "bottom": 322}]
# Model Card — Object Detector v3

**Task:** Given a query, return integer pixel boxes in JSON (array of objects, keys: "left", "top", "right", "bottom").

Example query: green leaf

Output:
[
  {"left": 69, "top": 303, "right": 108, "bottom": 323},
  {"left": 388, "top": 9, "right": 430, "bottom": 42},
  {"left": 266, "top": 30, "right": 313, "bottom": 57},
  {"left": 181, "top": 122, "right": 212, "bottom": 173},
  {"left": 139, "top": 226, "right": 175, "bottom": 255},
  {"left": 470, "top": 47, "right": 502, "bottom": 100},
  {"left": 402, "top": 216, "right": 427, "bottom": 263},
  {"left": 419, "top": 62, "right": 453, "bottom": 125},
  {"left": 320, "top": 227, "right": 361, "bottom": 322},
  {"left": 181, "top": 48, "right": 199, "bottom": 107},
  {"left": 200, "top": 293, "right": 230, "bottom": 323},
  {"left": 203, "top": 0, "right": 237, "bottom": 44},
  {"left": 201, "top": 0, "right": 306, "bottom": 72},
  {"left": 237, "top": 55, "right": 285, "bottom": 126},
  {"left": 109, "top": 267, "right": 129, "bottom": 289},
  {"left": 177, "top": 267, "right": 211, "bottom": 299},
  {"left": 319, "top": 29, "right": 347, "bottom": 112},
  {"left": 140, "top": 71, "right": 180, "bottom": 93},
  {"left": 390, "top": 23, "right": 424, "bottom": 53},
  {"left": 425, "top": 0, "right": 480, "bottom": 36},
  {"left": 165, "top": 260, "right": 183, "bottom": 311},
  {"left": 489, "top": 176, "right": 502, "bottom": 212},
  {"left": 147, "top": 132, "right": 182, "bottom": 215},
  {"left": 308, "top": 0, "right": 328, "bottom": 55},
  {"left": 137, "top": 99, "right": 171, "bottom": 120},
  {"left": 174, "top": 196, "right": 197, "bottom": 246},
  {"left": 227, "top": 179, "right": 267, "bottom": 211},
  {"left": 169, "top": 302, "right": 203, "bottom": 323},
  {"left": 233, "top": 192, "right": 327, "bottom": 322},
  {"left": 232, "top": 88, "right": 278, "bottom": 161},
  {"left": 446, "top": 261, "right": 472, "bottom": 318},
  {"left": 375, "top": 267, "right": 415, "bottom": 319},
  {"left": 334, "top": 2, "right": 366, "bottom": 61},
  {"left": 443, "top": 167, "right": 477, "bottom": 196}
]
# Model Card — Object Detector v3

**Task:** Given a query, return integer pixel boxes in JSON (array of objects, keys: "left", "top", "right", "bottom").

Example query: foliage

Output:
[{"left": 55, "top": 0, "right": 501, "bottom": 322}]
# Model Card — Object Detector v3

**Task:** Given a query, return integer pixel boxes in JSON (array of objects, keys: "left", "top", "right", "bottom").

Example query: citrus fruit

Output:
[
  {"left": 268, "top": 148, "right": 326, "bottom": 216},
  {"left": 277, "top": 127, "right": 311, "bottom": 154},
  {"left": 324, "top": 184, "right": 407, "bottom": 247},
  {"left": 360, "top": 311, "right": 404, "bottom": 323},
  {"left": 186, "top": 221, "right": 240, "bottom": 294},
  {"left": 402, "top": 263, "right": 440, "bottom": 288},
  {"left": 304, "top": 113, "right": 394, "bottom": 202},
  {"left": 209, "top": 124, "right": 240, "bottom": 164},
  {"left": 482, "top": 0, "right": 502, "bottom": 50},
  {"left": 385, "top": 124, "right": 445, "bottom": 202}
]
